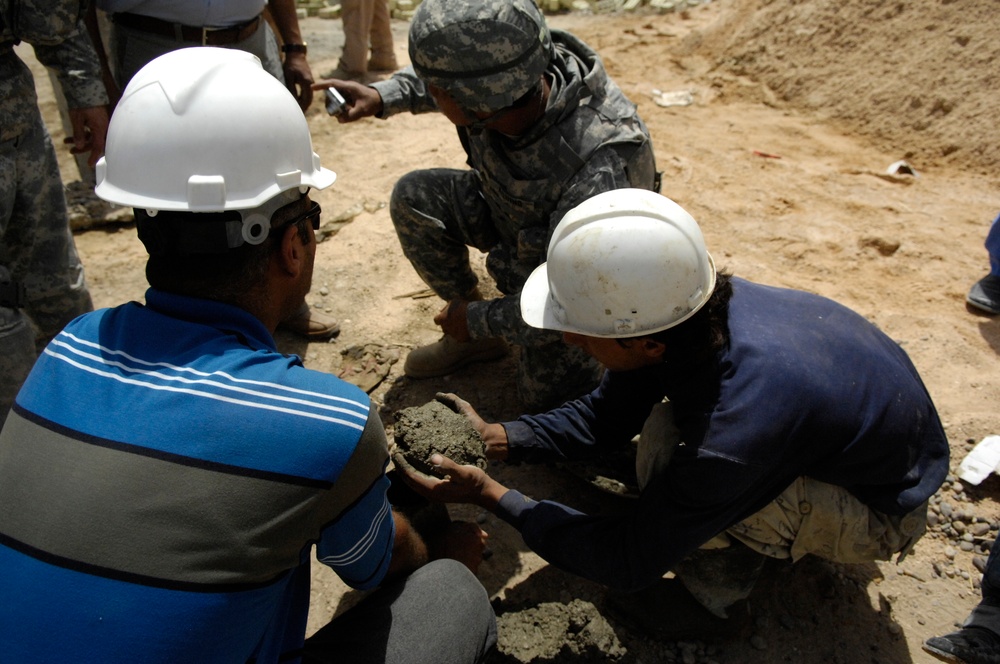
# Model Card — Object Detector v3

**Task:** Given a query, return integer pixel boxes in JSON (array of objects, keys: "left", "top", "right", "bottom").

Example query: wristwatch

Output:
[{"left": 281, "top": 43, "right": 307, "bottom": 55}]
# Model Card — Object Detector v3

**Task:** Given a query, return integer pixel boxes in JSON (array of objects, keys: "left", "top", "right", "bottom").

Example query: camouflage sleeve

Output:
[
  {"left": 24, "top": 5, "right": 108, "bottom": 109},
  {"left": 466, "top": 146, "right": 640, "bottom": 343},
  {"left": 369, "top": 66, "right": 440, "bottom": 118}
]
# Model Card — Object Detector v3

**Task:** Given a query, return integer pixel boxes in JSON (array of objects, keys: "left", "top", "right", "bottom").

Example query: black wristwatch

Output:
[{"left": 281, "top": 43, "right": 307, "bottom": 55}]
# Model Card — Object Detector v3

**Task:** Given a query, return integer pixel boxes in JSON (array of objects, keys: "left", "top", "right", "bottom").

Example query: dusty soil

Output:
[
  {"left": 394, "top": 399, "right": 488, "bottom": 474},
  {"left": 23, "top": 0, "right": 1000, "bottom": 661}
]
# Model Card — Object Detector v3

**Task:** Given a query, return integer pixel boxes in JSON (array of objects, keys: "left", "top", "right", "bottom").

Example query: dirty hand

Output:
[
  {"left": 310, "top": 79, "right": 383, "bottom": 122},
  {"left": 393, "top": 452, "right": 508, "bottom": 510},
  {"left": 435, "top": 392, "right": 510, "bottom": 461},
  {"left": 433, "top": 299, "right": 470, "bottom": 341},
  {"left": 429, "top": 521, "right": 490, "bottom": 574},
  {"left": 66, "top": 105, "right": 109, "bottom": 168}
]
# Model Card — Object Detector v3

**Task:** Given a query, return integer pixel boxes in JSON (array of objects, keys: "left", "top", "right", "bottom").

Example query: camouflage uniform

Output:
[
  {"left": 373, "top": 29, "right": 658, "bottom": 410},
  {"left": 0, "top": 0, "right": 103, "bottom": 424}
]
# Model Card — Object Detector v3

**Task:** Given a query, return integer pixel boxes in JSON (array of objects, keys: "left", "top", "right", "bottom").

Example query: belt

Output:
[{"left": 112, "top": 12, "right": 262, "bottom": 46}]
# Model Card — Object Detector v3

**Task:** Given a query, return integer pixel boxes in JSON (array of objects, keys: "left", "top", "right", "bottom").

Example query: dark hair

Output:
[
  {"left": 142, "top": 201, "right": 312, "bottom": 307},
  {"left": 624, "top": 271, "right": 733, "bottom": 367}
]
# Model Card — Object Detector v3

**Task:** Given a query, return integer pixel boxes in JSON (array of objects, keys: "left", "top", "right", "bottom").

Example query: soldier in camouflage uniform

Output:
[
  {"left": 0, "top": 0, "right": 108, "bottom": 425},
  {"left": 316, "top": 0, "right": 658, "bottom": 411}
]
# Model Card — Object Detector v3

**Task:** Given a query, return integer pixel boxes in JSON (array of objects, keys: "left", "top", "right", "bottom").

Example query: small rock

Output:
[{"left": 970, "top": 522, "right": 991, "bottom": 537}]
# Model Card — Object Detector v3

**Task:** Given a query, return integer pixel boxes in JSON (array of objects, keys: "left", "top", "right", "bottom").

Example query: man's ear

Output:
[
  {"left": 640, "top": 337, "right": 667, "bottom": 360},
  {"left": 276, "top": 223, "right": 306, "bottom": 277}
]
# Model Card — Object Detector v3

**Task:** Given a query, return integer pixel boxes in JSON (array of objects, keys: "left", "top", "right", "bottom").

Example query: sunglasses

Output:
[{"left": 272, "top": 201, "right": 322, "bottom": 235}]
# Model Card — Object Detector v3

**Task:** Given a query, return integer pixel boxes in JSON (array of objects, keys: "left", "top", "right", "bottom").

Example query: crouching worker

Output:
[
  {"left": 397, "top": 188, "right": 949, "bottom": 639},
  {"left": 0, "top": 48, "right": 495, "bottom": 664}
]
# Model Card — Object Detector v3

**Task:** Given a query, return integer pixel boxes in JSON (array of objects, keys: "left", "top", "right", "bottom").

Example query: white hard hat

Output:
[
  {"left": 520, "top": 189, "right": 716, "bottom": 338},
  {"left": 95, "top": 47, "right": 335, "bottom": 212}
]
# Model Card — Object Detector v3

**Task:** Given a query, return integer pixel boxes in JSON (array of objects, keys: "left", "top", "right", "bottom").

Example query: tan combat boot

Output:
[
  {"left": 278, "top": 303, "right": 341, "bottom": 340},
  {"left": 403, "top": 335, "right": 509, "bottom": 379}
]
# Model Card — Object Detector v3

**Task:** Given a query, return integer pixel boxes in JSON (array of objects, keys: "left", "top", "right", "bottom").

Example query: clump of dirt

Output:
[
  {"left": 393, "top": 400, "right": 488, "bottom": 475},
  {"left": 493, "top": 599, "right": 627, "bottom": 663}
]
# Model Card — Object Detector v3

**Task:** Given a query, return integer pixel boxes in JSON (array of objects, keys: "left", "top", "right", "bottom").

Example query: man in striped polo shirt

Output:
[{"left": 0, "top": 48, "right": 495, "bottom": 664}]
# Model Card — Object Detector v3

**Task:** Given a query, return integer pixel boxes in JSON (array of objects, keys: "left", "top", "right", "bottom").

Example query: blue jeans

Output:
[
  {"left": 966, "top": 540, "right": 1000, "bottom": 634},
  {"left": 302, "top": 559, "right": 497, "bottom": 663},
  {"left": 986, "top": 213, "right": 1000, "bottom": 276}
]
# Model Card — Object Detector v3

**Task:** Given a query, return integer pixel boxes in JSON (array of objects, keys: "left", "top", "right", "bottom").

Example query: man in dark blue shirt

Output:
[{"left": 398, "top": 188, "right": 950, "bottom": 636}]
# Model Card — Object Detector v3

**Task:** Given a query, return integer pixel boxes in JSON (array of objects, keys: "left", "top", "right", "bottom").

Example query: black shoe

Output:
[
  {"left": 967, "top": 274, "right": 1000, "bottom": 315},
  {"left": 923, "top": 626, "right": 1000, "bottom": 664}
]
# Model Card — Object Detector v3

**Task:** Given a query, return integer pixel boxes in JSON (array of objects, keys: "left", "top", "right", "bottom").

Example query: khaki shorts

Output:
[{"left": 637, "top": 401, "right": 928, "bottom": 565}]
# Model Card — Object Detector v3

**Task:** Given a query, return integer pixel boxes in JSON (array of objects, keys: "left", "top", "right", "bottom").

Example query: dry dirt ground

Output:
[{"left": 24, "top": 0, "right": 1000, "bottom": 661}]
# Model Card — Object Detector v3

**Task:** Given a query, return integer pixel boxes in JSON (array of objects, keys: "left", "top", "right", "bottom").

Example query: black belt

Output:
[{"left": 112, "top": 12, "right": 262, "bottom": 46}]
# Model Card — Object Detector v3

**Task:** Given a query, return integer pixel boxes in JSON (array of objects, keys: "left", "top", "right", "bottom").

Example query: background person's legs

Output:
[
  {"left": 302, "top": 559, "right": 497, "bottom": 664},
  {"left": 367, "top": 0, "right": 396, "bottom": 71},
  {"left": 0, "top": 99, "right": 93, "bottom": 426},
  {"left": 338, "top": 0, "right": 375, "bottom": 75},
  {"left": 923, "top": 541, "right": 1000, "bottom": 663},
  {"left": 0, "top": 299, "right": 35, "bottom": 427},
  {"left": 966, "top": 541, "right": 1000, "bottom": 631},
  {"left": 967, "top": 212, "right": 1000, "bottom": 314}
]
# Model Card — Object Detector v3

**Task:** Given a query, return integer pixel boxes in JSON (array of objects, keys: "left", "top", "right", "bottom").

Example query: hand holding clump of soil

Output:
[{"left": 393, "top": 397, "right": 488, "bottom": 476}]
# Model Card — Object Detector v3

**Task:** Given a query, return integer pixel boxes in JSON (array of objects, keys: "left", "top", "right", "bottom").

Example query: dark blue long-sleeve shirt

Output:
[{"left": 493, "top": 278, "right": 949, "bottom": 591}]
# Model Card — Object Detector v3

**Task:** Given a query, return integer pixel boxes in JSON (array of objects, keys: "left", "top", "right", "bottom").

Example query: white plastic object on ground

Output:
[{"left": 958, "top": 435, "right": 1000, "bottom": 485}]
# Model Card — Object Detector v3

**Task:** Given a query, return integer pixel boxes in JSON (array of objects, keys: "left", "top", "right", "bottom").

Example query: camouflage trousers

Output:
[
  {"left": 390, "top": 168, "right": 601, "bottom": 411},
  {"left": 0, "top": 111, "right": 93, "bottom": 426}
]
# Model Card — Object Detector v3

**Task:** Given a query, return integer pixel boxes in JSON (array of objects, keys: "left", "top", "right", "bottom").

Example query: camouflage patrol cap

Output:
[{"left": 408, "top": 0, "right": 553, "bottom": 114}]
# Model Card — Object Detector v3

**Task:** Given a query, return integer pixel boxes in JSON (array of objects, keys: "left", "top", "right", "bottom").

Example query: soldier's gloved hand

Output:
[{"left": 435, "top": 392, "right": 510, "bottom": 461}]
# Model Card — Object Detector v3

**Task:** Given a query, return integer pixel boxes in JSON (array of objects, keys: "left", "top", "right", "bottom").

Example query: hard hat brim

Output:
[
  {"left": 520, "top": 262, "right": 562, "bottom": 332},
  {"left": 520, "top": 252, "right": 717, "bottom": 338}
]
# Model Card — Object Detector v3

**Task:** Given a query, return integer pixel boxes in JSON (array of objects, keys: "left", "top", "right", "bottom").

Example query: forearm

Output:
[
  {"left": 386, "top": 511, "right": 429, "bottom": 577},
  {"left": 504, "top": 368, "right": 665, "bottom": 459},
  {"left": 370, "top": 68, "right": 439, "bottom": 117},
  {"left": 493, "top": 488, "right": 698, "bottom": 593},
  {"left": 266, "top": 0, "right": 305, "bottom": 45},
  {"left": 32, "top": 21, "right": 108, "bottom": 108}
]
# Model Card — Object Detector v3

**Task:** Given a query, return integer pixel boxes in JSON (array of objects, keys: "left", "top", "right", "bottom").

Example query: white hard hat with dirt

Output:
[{"left": 520, "top": 188, "right": 716, "bottom": 338}]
